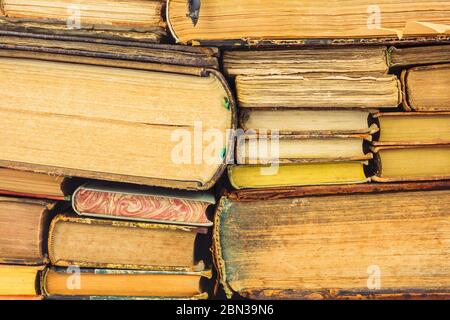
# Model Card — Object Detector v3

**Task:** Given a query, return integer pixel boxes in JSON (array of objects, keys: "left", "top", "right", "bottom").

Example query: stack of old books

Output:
[
  {"left": 0, "top": 0, "right": 235, "bottom": 299},
  {"left": 1, "top": 0, "right": 450, "bottom": 301}
]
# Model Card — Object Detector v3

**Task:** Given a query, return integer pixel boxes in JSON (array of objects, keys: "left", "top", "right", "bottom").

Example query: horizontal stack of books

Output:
[{"left": 0, "top": 0, "right": 449, "bottom": 300}]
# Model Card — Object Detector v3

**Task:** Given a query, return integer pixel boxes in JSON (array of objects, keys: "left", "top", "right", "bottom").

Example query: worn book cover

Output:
[
  {"left": 0, "top": 0, "right": 166, "bottom": 42},
  {"left": 0, "top": 35, "right": 236, "bottom": 190},
  {"left": 0, "top": 196, "right": 54, "bottom": 265},
  {"left": 214, "top": 182, "right": 450, "bottom": 299},
  {"left": 167, "top": 0, "right": 450, "bottom": 46},
  {"left": 48, "top": 214, "right": 209, "bottom": 271},
  {"left": 42, "top": 267, "right": 211, "bottom": 300}
]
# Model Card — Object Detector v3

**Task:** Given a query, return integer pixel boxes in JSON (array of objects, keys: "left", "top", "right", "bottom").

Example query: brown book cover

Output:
[
  {"left": 48, "top": 214, "right": 209, "bottom": 271},
  {"left": 0, "top": 197, "right": 54, "bottom": 265},
  {"left": 0, "top": 35, "right": 236, "bottom": 191},
  {"left": 214, "top": 182, "right": 450, "bottom": 299}
]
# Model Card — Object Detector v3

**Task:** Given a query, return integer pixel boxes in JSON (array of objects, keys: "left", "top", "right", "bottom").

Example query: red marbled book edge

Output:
[{"left": 72, "top": 185, "right": 214, "bottom": 227}]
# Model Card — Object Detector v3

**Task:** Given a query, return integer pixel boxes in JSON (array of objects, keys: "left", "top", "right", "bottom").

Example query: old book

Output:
[
  {"left": 43, "top": 268, "right": 210, "bottom": 299},
  {"left": 0, "top": 197, "right": 53, "bottom": 265},
  {"left": 228, "top": 162, "right": 369, "bottom": 189},
  {"left": 0, "top": 40, "right": 235, "bottom": 190},
  {"left": 373, "top": 113, "right": 450, "bottom": 146},
  {"left": 214, "top": 183, "right": 450, "bottom": 299},
  {"left": 372, "top": 145, "right": 450, "bottom": 182},
  {"left": 402, "top": 64, "right": 450, "bottom": 111},
  {"left": 0, "top": 265, "right": 43, "bottom": 297},
  {"left": 224, "top": 47, "right": 388, "bottom": 77},
  {"left": 48, "top": 214, "right": 208, "bottom": 271},
  {"left": 0, "top": 32, "right": 220, "bottom": 69},
  {"left": 0, "top": 167, "right": 66, "bottom": 200},
  {"left": 72, "top": 183, "right": 215, "bottom": 227},
  {"left": 0, "top": 0, "right": 166, "bottom": 42},
  {"left": 388, "top": 45, "right": 450, "bottom": 68},
  {"left": 235, "top": 75, "right": 401, "bottom": 109},
  {"left": 167, "top": 0, "right": 450, "bottom": 45},
  {"left": 236, "top": 136, "right": 372, "bottom": 165},
  {"left": 240, "top": 109, "right": 378, "bottom": 135}
]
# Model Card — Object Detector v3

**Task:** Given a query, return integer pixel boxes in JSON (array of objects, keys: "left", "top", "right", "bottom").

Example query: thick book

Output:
[
  {"left": 214, "top": 182, "right": 450, "bottom": 299},
  {"left": 48, "top": 214, "right": 208, "bottom": 271},
  {"left": 401, "top": 64, "right": 450, "bottom": 112},
  {"left": 0, "top": 265, "right": 43, "bottom": 298},
  {"left": 72, "top": 183, "right": 215, "bottom": 227},
  {"left": 167, "top": 0, "right": 450, "bottom": 45},
  {"left": 0, "top": 36, "right": 235, "bottom": 190},
  {"left": 372, "top": 145, "right": 450, "bottom": 182},
  {"left": 240, "top": 109, "right": 378, "bottom": 135},
  {"left": 0, "top": 0, "right": 166, "bottom": 42},
  {"left": 388, "top": 45, "right": 450, "bottom": 68},
  {"left": 228, "top": 162, "right": 369, "bottom": 190},
  {"left": 0, "top": 197, "right": 53, "bottom": 265},
  {"left": 43, "top": 268, "right": 210, "bottom": 299},
  {"left": 223, "top": 47, "right": 389, "bottom": 77},
  {"left": 372, "top": 112, "right": 450, "bottom": 146}
]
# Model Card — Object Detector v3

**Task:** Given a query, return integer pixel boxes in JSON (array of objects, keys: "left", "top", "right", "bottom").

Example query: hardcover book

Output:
[
  {"left": 240, "top": 109, "right": 378, "bottom": 135},
  {"left": 401, "top": 64, "right": 450, "bottom": 111},
  {"left": 0, "top": 265, "right": 43, "bottom": 298},
  {"left": 235, "top": 75, "right": 400, "bottom": 109},
  {"left": 372, "top": 145, "right": 450, "bottom": 182},
  {"left": 167, "top": 0, "right": 450, "bottom": 45},
  {"left": 72, "top": 183, "right": 215, "bottom": 227},
  {"left": 223, "top": 47, "right": 389, "bottom": 77},
  {"left": 372, "top": 112, "right": 450, "bottom": 146},
  {"left": 0, "top": 197, "right": 53, "bottom": 265},
  {"left": 48, "top": 214, "right": 208, "bottom": 271},
  {"left": 43, "top": 268, "right": 211, "bottom": 299},
  {"left": 0, "top": 0, "right": 166, "bottom": 42},
  {"left": 0, "top": 32, "right": 220, "bottom": 69},
  {"left": 214, "top": 182, "right": 450, "bottom": 299},
  {"left": 0, "top": 167, "right": 67, "bottom": 200},
  {"left": 388, "top": 45, "right": 450, "bottom": 68},
  {"left": 236, "top": 135, "right": 373, "bottom": 165},
  {"left": 228, "top": 162, "right": 370, "bottom": 190},
  {"left": 0, "top": 36, "right": 235, "bottom": 190}
]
